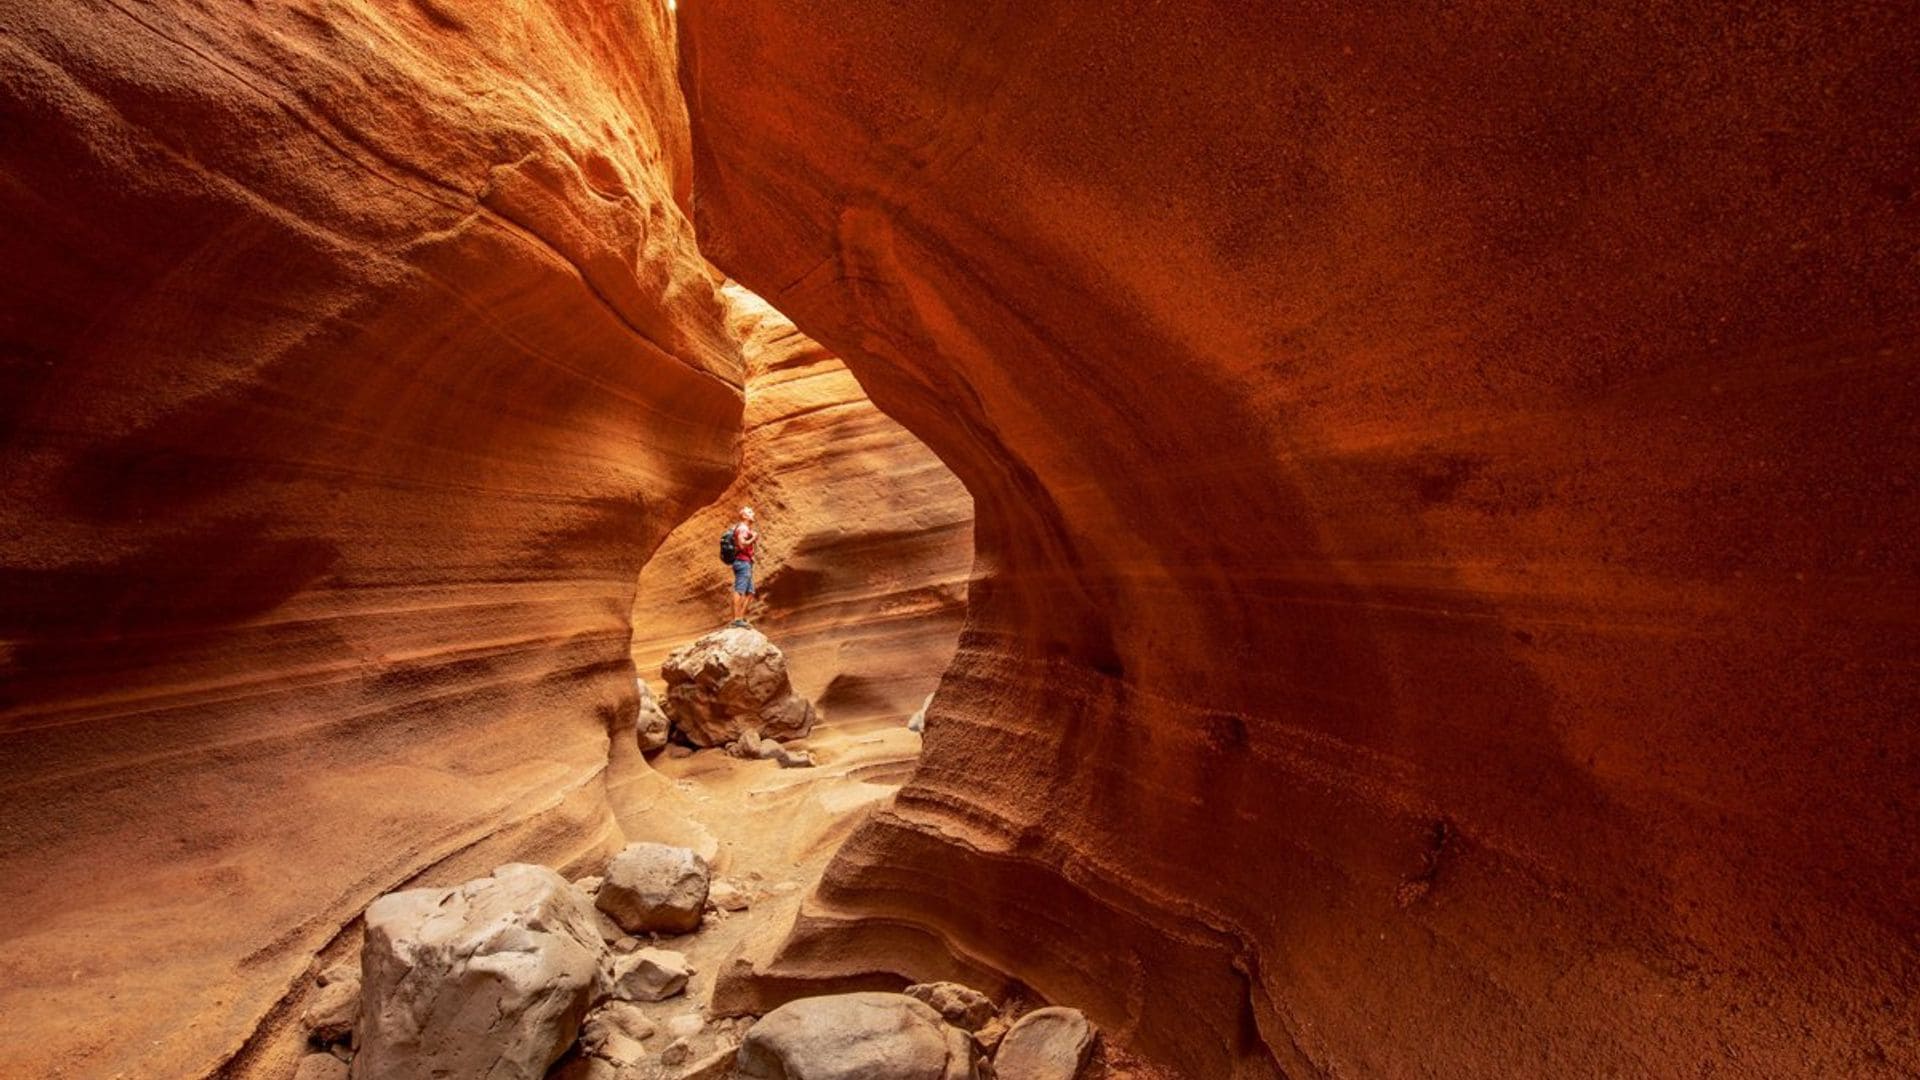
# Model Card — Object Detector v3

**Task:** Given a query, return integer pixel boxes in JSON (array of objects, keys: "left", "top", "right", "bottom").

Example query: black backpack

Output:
[{"left": 719, "top": 526, "right": 738, "bottom": 564}]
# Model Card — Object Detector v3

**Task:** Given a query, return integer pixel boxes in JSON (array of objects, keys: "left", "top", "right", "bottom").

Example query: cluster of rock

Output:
[
  {"left": 288, "top": 840, "right": 740, "bottom": 1079},
  {"left": 635, "top": 627, "right": 818, "bottom": 766},
  {"left": 292, "top": 845, "right": 1096, "bottom": 1080}
]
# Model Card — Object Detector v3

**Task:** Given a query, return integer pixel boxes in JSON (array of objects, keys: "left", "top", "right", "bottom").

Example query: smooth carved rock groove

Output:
[
  {"left": 678, "top": 4, "right": 1920, "bottom": 1078},
  {"left": 631, "top": 285, "right": 974, "bottom": 733},
  {"left": 0, "top": 2, "right": 740, "bottom": 1077}
]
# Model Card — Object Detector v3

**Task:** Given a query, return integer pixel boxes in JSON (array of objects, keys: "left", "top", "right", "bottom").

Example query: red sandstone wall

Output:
[
  {"left": 678, "top": 4, "right": 1920, "bottom": 1076},
  {"left": 630, "top": 285, "right": 973, "bottom": 733},
  {"left": 0, "top": 2, "right": 738, "bottom": 1076}
]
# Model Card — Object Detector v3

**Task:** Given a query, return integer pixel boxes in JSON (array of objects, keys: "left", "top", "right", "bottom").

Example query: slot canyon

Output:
[
  {"left": 0, "top": 1, "right": 1914, "bottom": 1079},
  {"left": 628, "top": 283, "right": 974, "bottom": 737}
]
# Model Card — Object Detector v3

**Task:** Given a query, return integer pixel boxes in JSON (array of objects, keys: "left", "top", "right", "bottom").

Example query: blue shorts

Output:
[{"left": 731, "top": 558, "right": 755, "bottom": 595}]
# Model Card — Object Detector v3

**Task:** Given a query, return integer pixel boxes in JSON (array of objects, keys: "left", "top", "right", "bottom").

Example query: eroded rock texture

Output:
[
  {"left": 354, "top": 864, "right": 605, "bottom": 1080},
  {"left": 631, "top": 285, "right": 973, "bottom": 728},
  {"left": 660, "top": 626, "right": 817, "bottom": 747},
  {"left": 679, "top": 4, "right": 1920, "bottom": 1077},
  {"left": 0, "top": 2, "right": 739, "bottom": 1075}
]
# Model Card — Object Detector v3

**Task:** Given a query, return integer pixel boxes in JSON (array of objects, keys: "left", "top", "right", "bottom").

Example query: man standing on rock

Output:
[{"left": 727, "top": 506, "right": 758, "bottom": 627}]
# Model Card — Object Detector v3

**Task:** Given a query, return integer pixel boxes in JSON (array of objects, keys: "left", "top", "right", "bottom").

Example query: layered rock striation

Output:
[
  {"left": 678, "top": 3, "right": 1920, "bottom": 1077},
  {"left": 0, "top": 2, "right": 739, "bottom": 1076},
  {"left": 631, "top": 285, "right": 973, "bottom": 729}
]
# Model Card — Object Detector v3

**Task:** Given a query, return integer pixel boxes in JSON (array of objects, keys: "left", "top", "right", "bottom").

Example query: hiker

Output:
[{"left": 722, "top": 506, "right": 758, "bottom": 627}]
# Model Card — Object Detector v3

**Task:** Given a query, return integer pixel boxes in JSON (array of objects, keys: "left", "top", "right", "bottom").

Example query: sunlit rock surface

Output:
[
  {"left": 632, "top": 285, "right": 973, "bottom": 731},
  {"left": 678, "top": 3, "right": 1920, "bottom": 1077},
  {"left": 0, "top": 2, "right": 739, "bottom": 1076}
]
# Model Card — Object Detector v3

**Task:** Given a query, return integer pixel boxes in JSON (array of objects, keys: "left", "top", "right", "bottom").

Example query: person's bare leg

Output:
[{"left": 730, "top": 589, "right": 745, "bottom": 622}]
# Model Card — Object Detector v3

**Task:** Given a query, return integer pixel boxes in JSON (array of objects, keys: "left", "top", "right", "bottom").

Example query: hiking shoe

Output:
[{"left": 730, "top": 619, "right": 748, "bottom": 628}]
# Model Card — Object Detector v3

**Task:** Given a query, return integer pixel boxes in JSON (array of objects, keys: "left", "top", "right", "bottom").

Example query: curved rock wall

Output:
[
  {"left": 678, "top": 4, "right": 1920, "bottom": 1077},
  {"left": 631, "top": 285, "right": 973, "bottom": 731},
  {"left": 0, "top": 2, "right": 739, "bottom": 1076}
]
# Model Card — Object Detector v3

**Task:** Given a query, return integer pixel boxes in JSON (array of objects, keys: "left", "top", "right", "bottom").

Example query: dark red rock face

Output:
[
  {"left": 0, "top": 2, "right": 738, "bottom": 1075},
  {"left": 678, "top": 3, "right": 1920, "bottom": 1076}
]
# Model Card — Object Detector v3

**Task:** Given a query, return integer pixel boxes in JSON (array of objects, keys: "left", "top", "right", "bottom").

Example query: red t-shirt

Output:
[{"left": 733, "top": 524, "right": 756, "bottom": 562}]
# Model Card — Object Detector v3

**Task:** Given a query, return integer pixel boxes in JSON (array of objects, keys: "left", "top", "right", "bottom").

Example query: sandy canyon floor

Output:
[{"left": 592, "top": 704, "right": 925, "bottom": 1068}]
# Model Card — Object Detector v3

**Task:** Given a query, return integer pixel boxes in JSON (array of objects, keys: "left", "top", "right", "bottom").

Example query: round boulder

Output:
[
  {"left": 660, "top": 627, "right": 816, "bottom": 747},
  {"left": 596, "top": 842, "right": 710, "bottom": 934},
  {"left": 994, "top": 1007, "right": 1096, "bottom": 1080},
  {"left": 735, "top": 992, "right": 977, "bottom": 1080}
]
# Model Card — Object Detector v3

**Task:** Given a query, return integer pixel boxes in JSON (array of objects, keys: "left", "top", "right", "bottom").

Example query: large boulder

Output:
[
  {"left": 735, "top": 992, "right": 978, "bottom": 1080},
  {"left": 660, "top": 627, "right": 816, "bottom": 747},
  {"left": 351, "top": 864, "right": 606, "bottom": 1080},
  {"left": 993, "top": 1007, "right": 1095, "bottom": 1080},
  {"left": 636, "top": 679, "right": 671, "bottom": 753},
  {"left": 596, "top": 842, "right": 711, "bottom": 934}
]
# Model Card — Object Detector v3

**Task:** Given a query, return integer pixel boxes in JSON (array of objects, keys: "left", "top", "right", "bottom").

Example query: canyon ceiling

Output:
[{"left": 0, "top": 1, "right": 1915, "bottom": 1078}]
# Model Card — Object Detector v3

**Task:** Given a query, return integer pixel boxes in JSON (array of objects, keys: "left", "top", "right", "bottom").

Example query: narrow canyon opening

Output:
[
  {"left": 562, "top": 278, "right": 980, "bottom": 1080},
  {"left": 1, "top": 2, "right": 1915, "bottom": 1080},
  {"left": 628, "top": 284, "right": 974, "bottom": 744}
]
